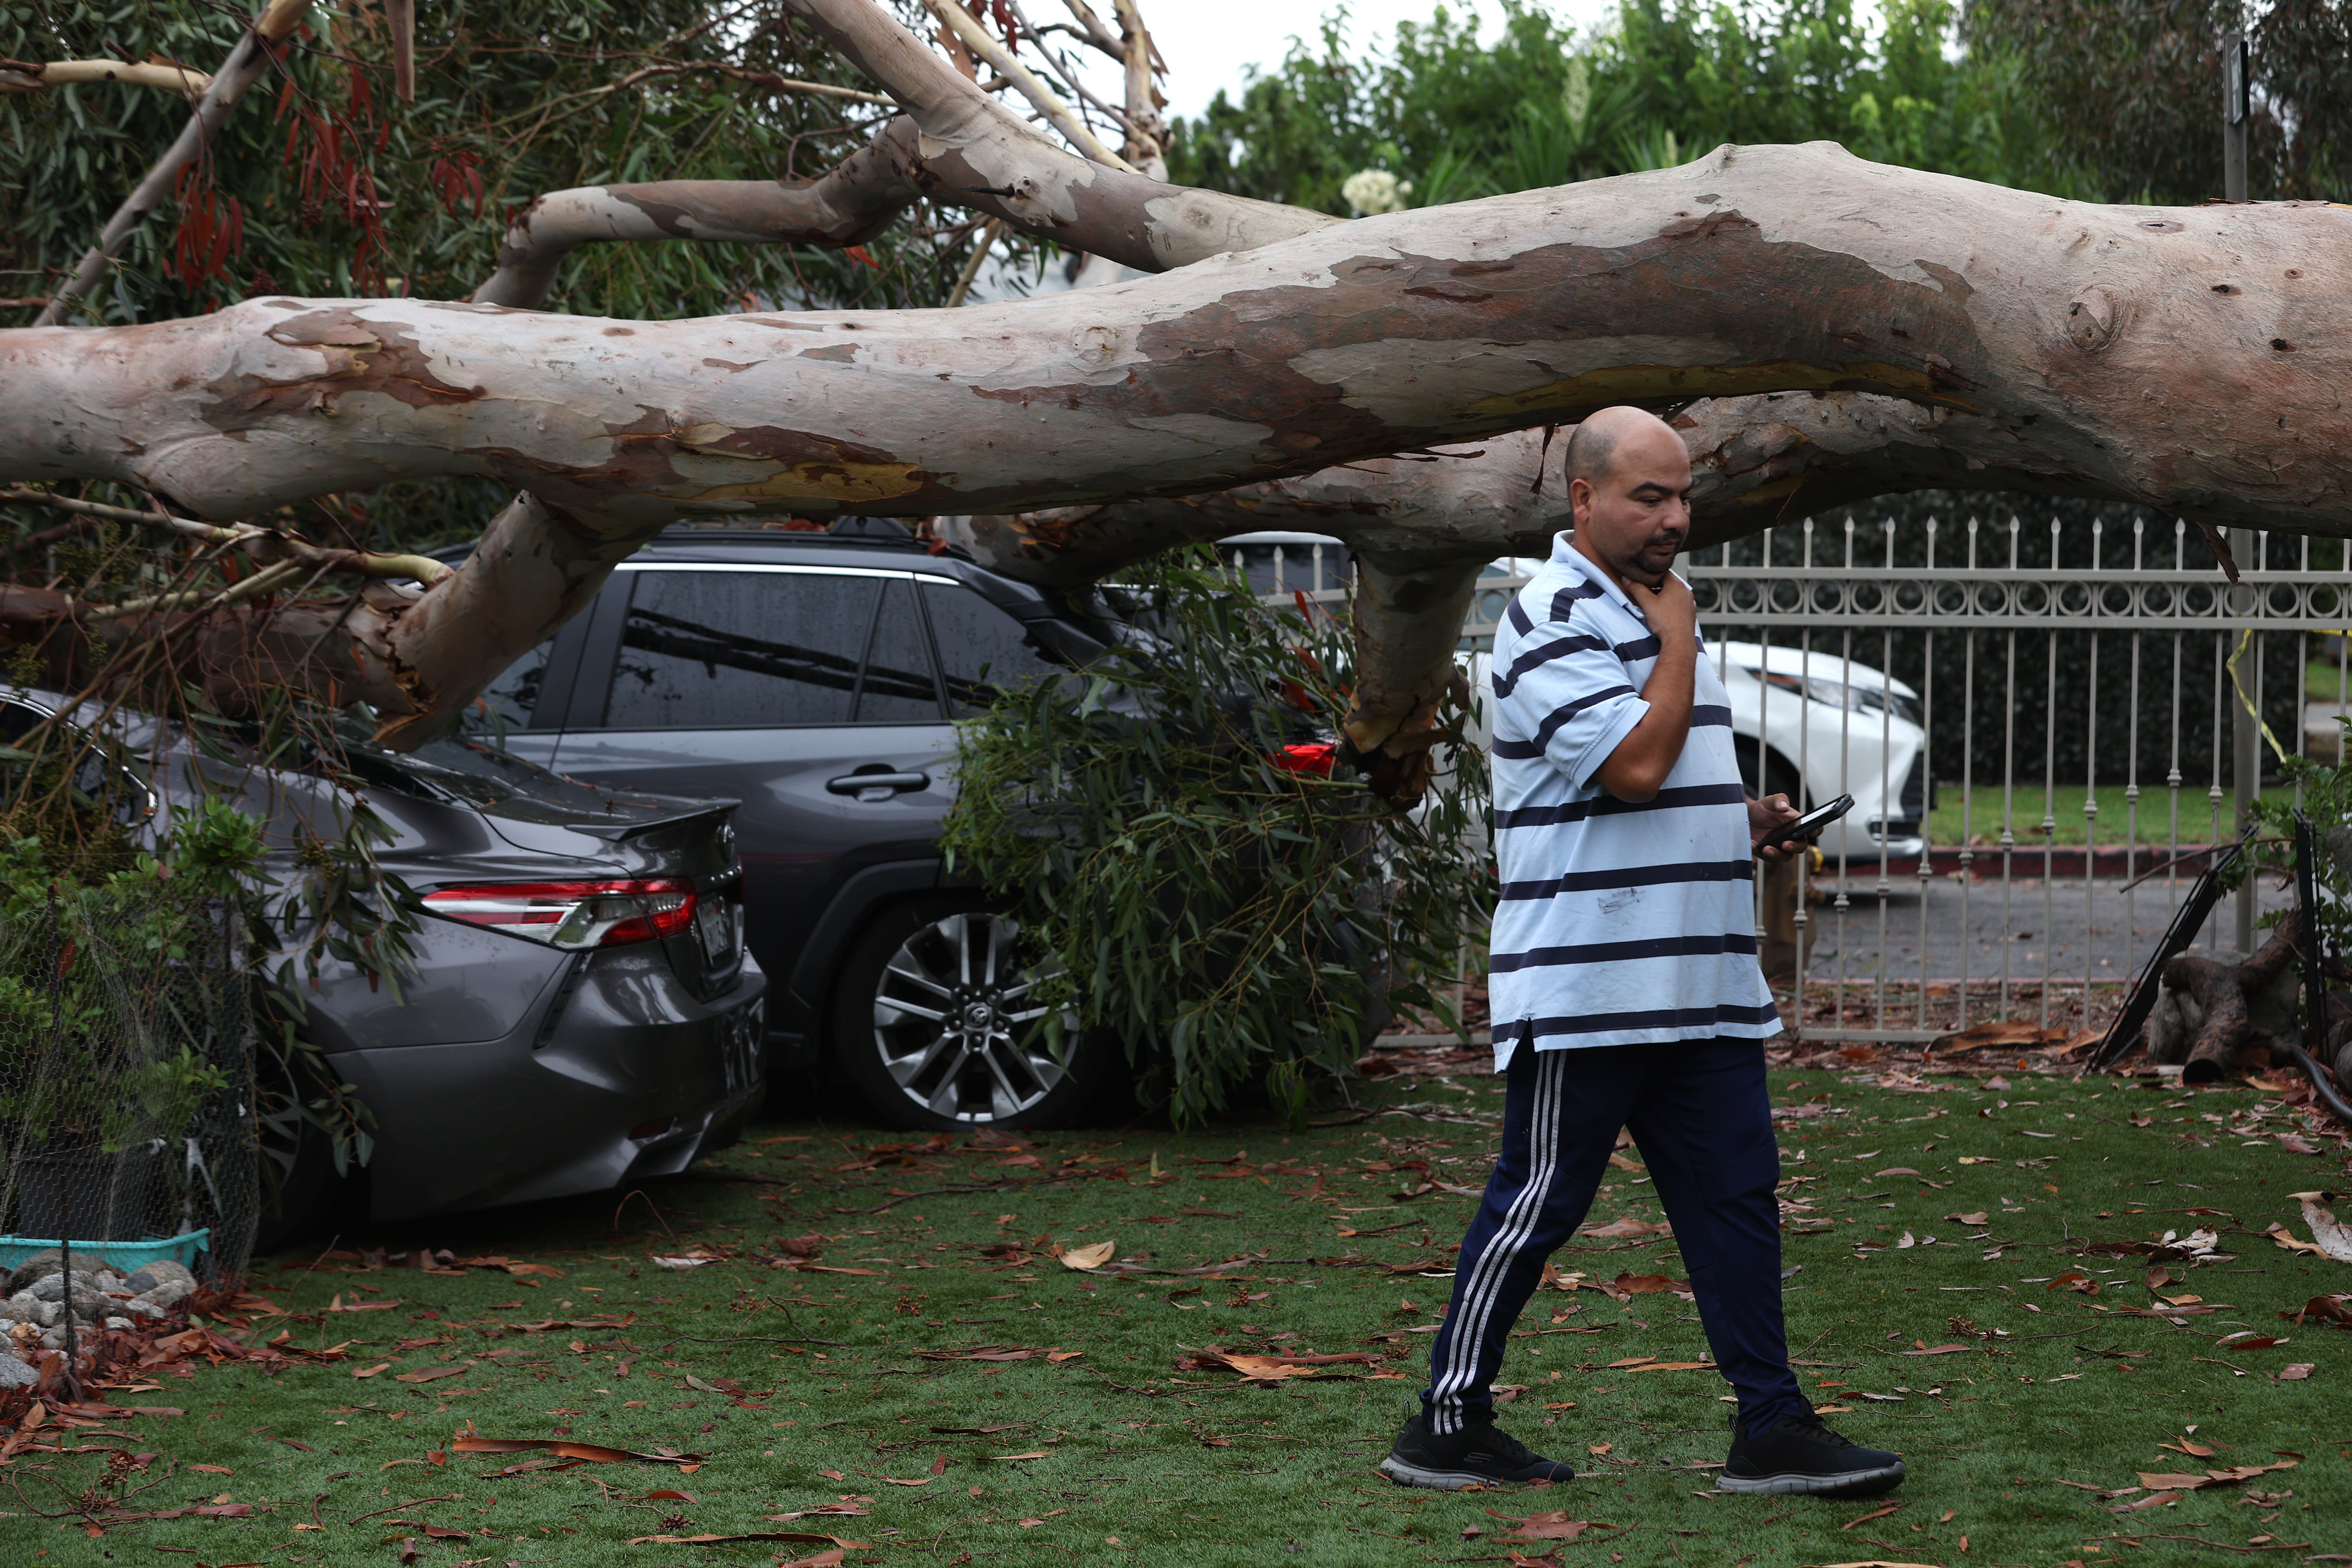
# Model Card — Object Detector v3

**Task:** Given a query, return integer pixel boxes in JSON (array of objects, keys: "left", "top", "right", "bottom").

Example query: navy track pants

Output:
[{"left": 1419, "top": 1037, "right": 1809, "bottom": 1440}]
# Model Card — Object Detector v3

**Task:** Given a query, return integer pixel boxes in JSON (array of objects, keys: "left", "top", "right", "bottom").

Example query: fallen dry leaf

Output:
[
  {"left": 1059, "top": 1241, "right": 1116, "bottom": 1271},
  {"left": 1934, "top": 1020, "right": 2074, "bottom": 1052},
  {"left": 1900, "top": 1345, "right": 1974, "bottom": 1357},
  {"left": 452, "top": 1435, "right": 702, "bottom": 1468},
  {"left": 1626, "top": 1361, "right": 1712, "bottom": 1373},
  {"left": 909, "top": 1345, "right": 1073, "bottom": 1364},
  {"left": 989, "top": 1451, "right": 1053, "bottom": 1461},
  {"left": 509, "top": 1315, "right": 636, "bottom": 1333},
  {"left": 352, "top": 1363, "right": 392, "bottom": 1379},
  {"left": 1840, "top": 1501, "right": 1904, "bottom": 1529},
  {"left": 763, "top": 1507, "right": 871, "bottom": 1522},
  {"left": 1580, "top": 1218, "right": 1670, "bottom": 1241},
  {"left": 650, "top": 1255, "right": 720, "bottom": 1271},
  {"left": 1485, "top": 1509, "right": 1616, "bottom": 1542},
  {"left": 1947, "top": 1212, "right": 1989, "bottom": 1227},
  {"left": 628, "top": 1535, "right": 864, "bottom": 1549},
  {"left": 2134, "top": 1458, "right": 2298, "bottom": 1491},
  {"left": 2295, "top": 1197, "right": 2352, "bottom": 1263},
  {"left": 2284, "top": 1293, "right": 2352, "bottom": 1327},
  {"left": 188, "top": 1463, "right": 231, "bottom": 1475},
  {"left": 2280, "top": 1363, "right": 2316, "bottom": 1381},
  {"left": 1610, "top": 1272, "right": 1690, "bottom": 1296},
  {"left": 1177, "top": 1346, "right": 1386, "bottom": 1382},
  {"left": 393, "top": 1365, "right": 471, "bottom": 1385}
]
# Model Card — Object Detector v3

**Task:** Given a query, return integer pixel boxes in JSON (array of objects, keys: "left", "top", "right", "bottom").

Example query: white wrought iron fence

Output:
[{"left": 1237, "top": 517, "right": 2352, "bottom": 1045}]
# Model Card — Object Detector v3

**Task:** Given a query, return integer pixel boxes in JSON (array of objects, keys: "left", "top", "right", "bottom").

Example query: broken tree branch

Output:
[
  {"left": 0, "top": 487, "right": 454, "bottom": 586},
  {"left": 36, "top": 0, "right": 313, "bottom": 325},
  {"left": 0, "top": 59, "right": 211, "bottom": 96},
  {"left": 780, "top": 0, "right": 1327, "bottom": 268},
  {"left": 918, "top": 0, "right": 1136, "bottom": 172}
]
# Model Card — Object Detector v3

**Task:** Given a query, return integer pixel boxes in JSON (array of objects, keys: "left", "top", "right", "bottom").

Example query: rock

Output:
[
  {"left": 102, "top": 1316, "right": 131, "bottom": 1331},
  {"left": 37, "top": 1327, "right": 63, "bottom": 1351},
  {"left": 24, "top": 1275, "right": 63, "bottom": 1303},
  {"left": 116, "top": 1298, "right": 162, "bottom": 1320},
  {"left": 0, "top": 1292, "right": 39, "bottom": 1324},
  {"left": 134, "top": 1279, "right": 195, "bottom": 1310},
  {"left": 3, "top": 1253, "right": 62, "bottom": 1296},
  {"left": 123, "top": 1260, "right": 196, "bottom": 1294},
  {"left": 0, "top": 1355, "right": 35, "bottom": 1389}
]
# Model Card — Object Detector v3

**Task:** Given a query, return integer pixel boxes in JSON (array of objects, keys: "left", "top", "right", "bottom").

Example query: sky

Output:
[{"left": 1098, "top": 0, "right": 1618, "bottom": 125}]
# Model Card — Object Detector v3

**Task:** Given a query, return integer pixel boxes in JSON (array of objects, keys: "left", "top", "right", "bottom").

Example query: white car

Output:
[
  {"left": 1462, "top": 558, "right": 1928, "bottom": 864},
  {"left": 1222, "top": 538, "right": 1931, "bottom": 864}
]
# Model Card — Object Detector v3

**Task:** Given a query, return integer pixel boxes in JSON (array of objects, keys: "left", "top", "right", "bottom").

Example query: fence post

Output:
[
  {"left": 2225, "top": 37, "right": 2256, "bottom": 957},
  {"left": 2233, "top": 528, "right": 2260, "bottom": 955}
]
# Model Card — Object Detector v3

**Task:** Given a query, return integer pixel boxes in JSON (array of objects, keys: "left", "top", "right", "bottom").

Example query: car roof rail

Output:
[{"left": 653, "top": 516, "right": 926, "bottom": 548}]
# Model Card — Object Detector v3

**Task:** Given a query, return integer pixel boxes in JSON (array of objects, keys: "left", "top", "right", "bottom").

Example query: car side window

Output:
[
  {"left": 478, "top": 638, "right": 551, "bottom": 730},
  {"left": 603, "top": 571, "right": 880, "bottom": 729},
  {"left": 922, "top": 580, "right": 1058, "bottom": 718},
  {"left": 854, "top": 580, "right": 948, "bottom": 724}
]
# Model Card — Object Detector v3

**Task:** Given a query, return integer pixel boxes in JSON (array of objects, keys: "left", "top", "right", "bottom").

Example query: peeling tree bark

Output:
[{"left": 11, "top": 141, "right": 2352, "bottom": 752}]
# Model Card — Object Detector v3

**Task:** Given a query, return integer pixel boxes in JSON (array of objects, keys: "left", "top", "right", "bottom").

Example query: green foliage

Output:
[
  {"left": 0, "top": 0, "right": 1049, "bottom": 548},
  {"left": 1167, "top": 0, "right": 2074, "bottom": 214},
  {"left": 0, "top": 804, "right": 260, "bottom": 1154},
  {"left": 940, "top": 551, "right": 1493, "bottom": 1129},
  {"left": 2238, "top": 712, "right": 2352, "bottom": 967},
  {"left": 1967, "top": 0, "right": 2352, "bottom": 204}
]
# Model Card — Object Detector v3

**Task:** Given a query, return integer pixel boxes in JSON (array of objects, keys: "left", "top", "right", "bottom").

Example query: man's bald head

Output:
[
  {"left": 1563, "top": 405, "right": 1681, "bottom": 489},
  {"left": 1562, "top": 405, "right": 1692, "bottom": 590}
]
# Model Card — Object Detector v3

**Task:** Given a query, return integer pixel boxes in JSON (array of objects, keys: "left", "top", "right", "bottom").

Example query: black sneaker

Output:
[
  {"left": 1718, "top": 1412, "right": 1904, "bottom": 1496},
  {"left": 1378, "top": 1412, "right": 1575, "bottom": 1490}
]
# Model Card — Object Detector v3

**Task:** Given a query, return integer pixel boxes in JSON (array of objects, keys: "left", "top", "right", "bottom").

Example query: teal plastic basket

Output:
[{"left": 0, "top": 1229, "right": 209, "bottom": 1276}]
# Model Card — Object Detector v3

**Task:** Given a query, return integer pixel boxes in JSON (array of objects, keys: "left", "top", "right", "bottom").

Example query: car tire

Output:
[
  {"left": 249, "top": 1109, "right": 345, "bottom": 1256},
  {"left": 1736, "top": 739, "right": 1808, "bottom": 813},
  {"left": 831, "top": 894, "right": 1105, "bottom": 1132}
]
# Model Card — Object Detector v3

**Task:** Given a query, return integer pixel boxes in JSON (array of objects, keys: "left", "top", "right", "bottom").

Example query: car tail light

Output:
[
  {"left": 421, "top": 879, "right": 697, "bottom": 949},
  {"left": 1271, "top": 742, "right": 1337, "bottom": 776}
]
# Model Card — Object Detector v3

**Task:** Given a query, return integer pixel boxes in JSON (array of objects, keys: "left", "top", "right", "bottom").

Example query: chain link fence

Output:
[{"left": 0, "top": 881, "right": 259, "bottom": 1296}]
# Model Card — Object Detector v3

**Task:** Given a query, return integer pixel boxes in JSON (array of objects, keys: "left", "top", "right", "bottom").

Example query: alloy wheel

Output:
[{"left": 867, "top": 912, "right": 1076, "bottom": 1123}]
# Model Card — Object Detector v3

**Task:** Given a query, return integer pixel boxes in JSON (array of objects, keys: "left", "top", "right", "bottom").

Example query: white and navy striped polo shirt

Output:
[{"left": 1486, "top": 534, "right": 1779, "bottom": 1068}]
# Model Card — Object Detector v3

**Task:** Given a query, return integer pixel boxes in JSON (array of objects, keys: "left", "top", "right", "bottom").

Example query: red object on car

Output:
[
  {"left": 422, "top": 878, "right": 697, "bottom": 949},
  {"left": 1272, "top": 742, "right": 1337, "bottom": 777}
]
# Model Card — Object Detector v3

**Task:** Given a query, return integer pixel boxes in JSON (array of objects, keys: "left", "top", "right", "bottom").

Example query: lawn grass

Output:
[
  {"left": 1923, "top": 783, "right": 2307, "bottom": 848},
  {"left": 13, "top": 1060, "right": 2351, "bottom": 1566}
]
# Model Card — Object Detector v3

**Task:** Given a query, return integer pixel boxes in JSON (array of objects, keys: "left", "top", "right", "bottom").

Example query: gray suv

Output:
[{"left": 478, "top": 521, "right": 1118, "bottom": 1132}]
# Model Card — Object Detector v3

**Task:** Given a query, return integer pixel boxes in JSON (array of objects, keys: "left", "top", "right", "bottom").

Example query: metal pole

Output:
[
  {"left": 2225, "top": 30, "right": 2256, "bottom": 956},
  {"left": 2223, "top": 31, "right": 2250, "bottom": 205}
]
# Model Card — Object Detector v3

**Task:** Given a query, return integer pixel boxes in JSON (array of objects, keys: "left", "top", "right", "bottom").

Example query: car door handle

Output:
[{"left": 827, "top": 770, "right": 929, "bottom": 801}]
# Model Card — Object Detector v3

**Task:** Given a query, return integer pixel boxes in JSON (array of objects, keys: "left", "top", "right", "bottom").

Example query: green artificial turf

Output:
[{"left": 10, "top": 1060, "right": 2352, "bottom": 1567}]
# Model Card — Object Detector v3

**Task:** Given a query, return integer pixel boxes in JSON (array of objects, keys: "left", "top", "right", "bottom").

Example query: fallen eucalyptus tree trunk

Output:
[{"left": 9, "top": 140, "right": 2350, "bottom": 759}]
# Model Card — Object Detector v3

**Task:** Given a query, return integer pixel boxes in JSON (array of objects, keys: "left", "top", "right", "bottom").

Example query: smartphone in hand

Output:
[{"left": 1757, "top": 793, "right": 1855, "bottom": 853}]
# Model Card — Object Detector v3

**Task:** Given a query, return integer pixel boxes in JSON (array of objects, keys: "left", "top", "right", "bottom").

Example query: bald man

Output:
[{"left": 1378, "top": 407, "right": 1906, "bottom": 1498}]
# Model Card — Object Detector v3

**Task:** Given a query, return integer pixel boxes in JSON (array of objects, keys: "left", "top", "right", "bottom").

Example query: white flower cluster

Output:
[{"left": 1341, "top": 168, "right": 1414, "bottom": 216}]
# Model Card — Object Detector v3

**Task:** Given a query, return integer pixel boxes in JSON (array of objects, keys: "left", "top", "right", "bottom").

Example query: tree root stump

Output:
[{"left": 2155, "top": 909, "right": 2306, "bottom": 1084}]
